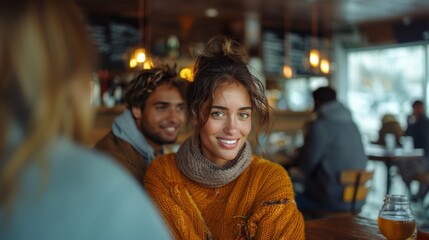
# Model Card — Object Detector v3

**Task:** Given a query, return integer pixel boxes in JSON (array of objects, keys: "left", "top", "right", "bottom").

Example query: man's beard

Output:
[{"left": 141, "top": 127, "right": 178, "bottom": 146}]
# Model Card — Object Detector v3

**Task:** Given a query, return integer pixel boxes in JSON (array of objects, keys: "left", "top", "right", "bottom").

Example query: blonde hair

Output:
[
  {"left": 382, "top": 114, "right": 397, "bottom": 124},
  {"left": 0, "top": 0, "right": 96, "bottom": 208}
]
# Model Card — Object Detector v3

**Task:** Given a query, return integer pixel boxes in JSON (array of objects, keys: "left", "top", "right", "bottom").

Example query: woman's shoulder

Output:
[
  {"left": 153, "top": 152, "right": 176, "bottom": 161},
  {"left": 251, "top": 155, "right": 284, "bottom": 167},
  {"left": 145, "top": 153, "right": 179, "bottom": 180},
  {"left": 10, "top": 138, "right": 171, "bottom": 239},
  {"left": 249, "top": 156, "right": 289, "bottom": 177},
  {"left": 148, "top": 153, "right": 176, "bottom": 169},
  {"left": 243, "top": 156, "right": 293, "bottom": 195},
  {"left": 50, "top": 138, "right": 166, "bottom": 214},
  {"left": 52, "top": 138, "right": 129, "bottom": 175},
  {"left": 49, "top": 138, "right": 143, "bottom": 191}
]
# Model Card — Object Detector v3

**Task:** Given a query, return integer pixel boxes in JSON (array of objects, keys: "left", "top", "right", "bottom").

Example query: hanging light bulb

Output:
[
  {"left": 318, "top": 1, "right": 332, "bottom": 75},
  {"left": 309, "top": 49, "right": 320, "bottom": 67},
  {"left": 283, "top": 64, "right": 293, "bottom": 79},
  {"left": 135, "top": 48, "right": 146, "bottom": 63},
  {"left": 180, "top": 67, "right": 194, "bottom": 82},
  {"left": 129, "top": 58, "right": 138, "bottom": 68},
  {"left": 320, "top": 58, "right": 330, "bottom": 74},
  {"left": 143, "top": 58, "right": 153, "bottom": 69},
  {"left": 124, "top": 0, "right": 153, "bottom": 70},
  {"left": 308, "top": 0, "right": 320, "bottom": 69},
  {"left": 127, "top": 46, "right": 152, "bottom": 69},
  {"left": 283, "top": 2, "right": 293, "bottom": 80}
]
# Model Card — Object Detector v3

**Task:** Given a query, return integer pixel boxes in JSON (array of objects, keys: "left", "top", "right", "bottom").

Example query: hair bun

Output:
[{"left": 201, "top": 35, "right": 248, "bottom": 64}]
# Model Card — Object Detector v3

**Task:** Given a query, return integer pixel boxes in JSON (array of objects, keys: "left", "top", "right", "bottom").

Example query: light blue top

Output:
[{"left": 0, "top": 133, "right": 171, "bottom": 240}]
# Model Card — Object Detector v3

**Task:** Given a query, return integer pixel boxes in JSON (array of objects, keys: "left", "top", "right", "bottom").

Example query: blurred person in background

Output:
[
  {"left": 144, "top": 36, "right": 304, "bottom": 239},
  {"left": 295, "top": 86, "right": 367, "bottom": 212},
  {"left": 405, "top": 100, "right": 429, "bottom": 159},
  {"left": 0, "top": 0, "right": 170, "bottom": 239},
  {"left": 94, "top": 66, "right": 186, "bottom": 186},
  {"left": 373, "top": 114, "right": 404, "bottom": 147},
  {"left": 397, "top": 100, "right": 429, "bottom": 201}
]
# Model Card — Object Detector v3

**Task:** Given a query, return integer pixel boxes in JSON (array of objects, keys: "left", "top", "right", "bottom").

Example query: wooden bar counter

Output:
[{"left": 305, "top": 215, "right": 384, "bottom": 239}]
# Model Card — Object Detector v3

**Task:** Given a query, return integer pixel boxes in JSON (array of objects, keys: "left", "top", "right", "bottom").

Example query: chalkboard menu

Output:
[
  {"left": 262, "top": 29, "right": 284, "bottom": 75},
  {"left": 263, "top": 28, "right": 327, "bottom": 77},
  {"left": 286, "top": 33, "right": 312, "bottom": 76},
  {"left": 87, "top": 15, "right": 140, "bottom": 70}
]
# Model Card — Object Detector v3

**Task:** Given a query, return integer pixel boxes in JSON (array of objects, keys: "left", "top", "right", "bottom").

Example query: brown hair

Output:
[
  {"left": 187, "top": 35, "right": 271, "bottom": 146},
  {"left": 124, "top": 65, "right": 187, "bottom": 111},
  {"left": 0, "top": 0, "right": 96, "bottom": 208}
]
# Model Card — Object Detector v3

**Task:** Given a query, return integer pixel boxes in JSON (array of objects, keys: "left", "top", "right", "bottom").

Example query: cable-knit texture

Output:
[
  {"left": 176, "top": 137, "right": 252, "bottom": 188},
  {"left": 144, "top": 154, "right": 305, "bottom": 239}
]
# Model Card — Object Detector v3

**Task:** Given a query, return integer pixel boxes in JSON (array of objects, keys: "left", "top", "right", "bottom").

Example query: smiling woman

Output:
[
  {"left": 144, "top": 35, "right": 305, "bottom": 239},
  {"left": 199, "top": 82, "right": 253, "bottom": 167}
]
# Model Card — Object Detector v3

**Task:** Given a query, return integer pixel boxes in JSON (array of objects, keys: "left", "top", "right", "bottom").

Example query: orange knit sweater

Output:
[{"left": 144, "top": 154, "right": 305, "bottom": 239}]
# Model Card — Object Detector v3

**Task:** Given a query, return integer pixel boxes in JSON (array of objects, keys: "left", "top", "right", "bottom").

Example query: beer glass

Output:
[{"left": 378, "top": 194, "right": 416, "bottom": 240}]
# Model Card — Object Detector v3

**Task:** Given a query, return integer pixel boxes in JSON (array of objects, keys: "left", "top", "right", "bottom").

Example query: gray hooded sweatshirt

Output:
[{"left": 298, "top": 101, "right": 367, "bottom": 211}]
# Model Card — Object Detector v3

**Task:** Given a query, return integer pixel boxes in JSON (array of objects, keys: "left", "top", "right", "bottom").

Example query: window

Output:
[
  {"left": 272, "top": 76, "right": 329, "bottom": 111},
  {"left": 346, "top": 45, "right": 426, "bottom": 141}
]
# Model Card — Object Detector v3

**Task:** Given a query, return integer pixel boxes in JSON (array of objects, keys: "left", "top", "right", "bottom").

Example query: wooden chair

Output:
[
  {"left": 302, "top": 169, "right": 374, "bottom": 219},
  {"left": 340, "top": 170, "right": 374, "bottom": 214}
]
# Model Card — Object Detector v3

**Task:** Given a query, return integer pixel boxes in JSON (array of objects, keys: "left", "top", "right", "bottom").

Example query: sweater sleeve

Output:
[
  {"left": 144, "top": 155, "right": 208, "bottom": 240},
  {"left": 244, "top": 161, "right": 305, "bottom": 239}
]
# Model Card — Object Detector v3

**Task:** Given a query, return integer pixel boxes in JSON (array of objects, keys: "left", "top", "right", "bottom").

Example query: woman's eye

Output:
[
  {"left": 239, "top": 112, "right": 250, "bottom": 119},
  {"left": 211, "top": 111, "right": 224, "bottom": 119}
]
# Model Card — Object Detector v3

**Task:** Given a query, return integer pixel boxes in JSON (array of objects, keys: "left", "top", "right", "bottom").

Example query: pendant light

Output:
[
  {"left": 320, "top": 57, "right": 330, "bottom": 74},
  {"left": 319, "top": 0, "right": 330, "bottom": 74},
  {"left": 309, "top": 0, "right": 320, "bottom": 68},
  {"left": 309, "top": 49, "right": 320, "bottom": 68},
  {"left": 127, "top": 0, "right": 152, "bottom": 70},
  {"left": 283, "top": 0, "right": 293, "bottom": 79}
]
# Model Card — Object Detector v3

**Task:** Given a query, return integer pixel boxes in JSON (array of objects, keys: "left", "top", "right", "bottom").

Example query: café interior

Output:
[{"left": 77, "top": 0, "right": 429, "bottom": 232}]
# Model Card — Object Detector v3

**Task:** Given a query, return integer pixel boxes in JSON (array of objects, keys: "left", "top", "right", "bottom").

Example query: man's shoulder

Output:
[
  {"left": 307, "top": 119, "right": 328, "bottom": 133},
  {"left": 94, "top": 131, "right": 132, "bottom": 153},
  {"left": 93, "top": 131, "right": 146, "bottom": 164},
  {"left": 422, "top": 115, "right": 429, "bottom": 125},
  {"left": 94, "top": 131, "right": 116, "bottom": 149}
]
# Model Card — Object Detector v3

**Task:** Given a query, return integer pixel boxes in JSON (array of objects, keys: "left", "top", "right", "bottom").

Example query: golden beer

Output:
[{"left": 378, "top": 215, "right": 416, "bottom": 240}]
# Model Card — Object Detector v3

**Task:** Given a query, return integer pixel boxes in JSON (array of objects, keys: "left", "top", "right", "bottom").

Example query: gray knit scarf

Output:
[{"left": 176, "top": 137, "right": 252, "bottom": 188}]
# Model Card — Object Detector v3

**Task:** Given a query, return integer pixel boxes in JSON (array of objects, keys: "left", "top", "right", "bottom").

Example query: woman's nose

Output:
[{"left": 223, "top": 117, "right": 238, "bottom": 134}]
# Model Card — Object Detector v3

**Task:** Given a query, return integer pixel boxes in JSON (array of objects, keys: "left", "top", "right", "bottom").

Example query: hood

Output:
[
  {"left": 112, "top": 109, "right": 155, "bottom": 164},
  {"left": 318, "top": 101, "right": 353, "bottom": 123}
]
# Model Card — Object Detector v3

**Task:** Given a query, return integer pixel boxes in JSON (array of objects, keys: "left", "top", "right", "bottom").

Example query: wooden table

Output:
[
  {"left": 305, "top": 215, "right": 384, "bottom": 239},
  {"left": 366, "top": 144, "right": 424, "bottom": 194}
]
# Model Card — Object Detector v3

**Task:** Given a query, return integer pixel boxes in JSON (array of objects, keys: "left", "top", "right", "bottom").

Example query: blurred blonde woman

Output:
[
  {"left": 373, "top": 114, "right": 404, "bottom": 147},
  {"left": 144, "top": 36, "right": 304, "bottom": 239},
  {"left": 0, "top": 0, "right": 170, "bottom": 239}
]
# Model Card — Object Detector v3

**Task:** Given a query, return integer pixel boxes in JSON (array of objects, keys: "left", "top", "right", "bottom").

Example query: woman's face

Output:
[{"left": 199, "top": 82, "right": 252, "bottom": 167}]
